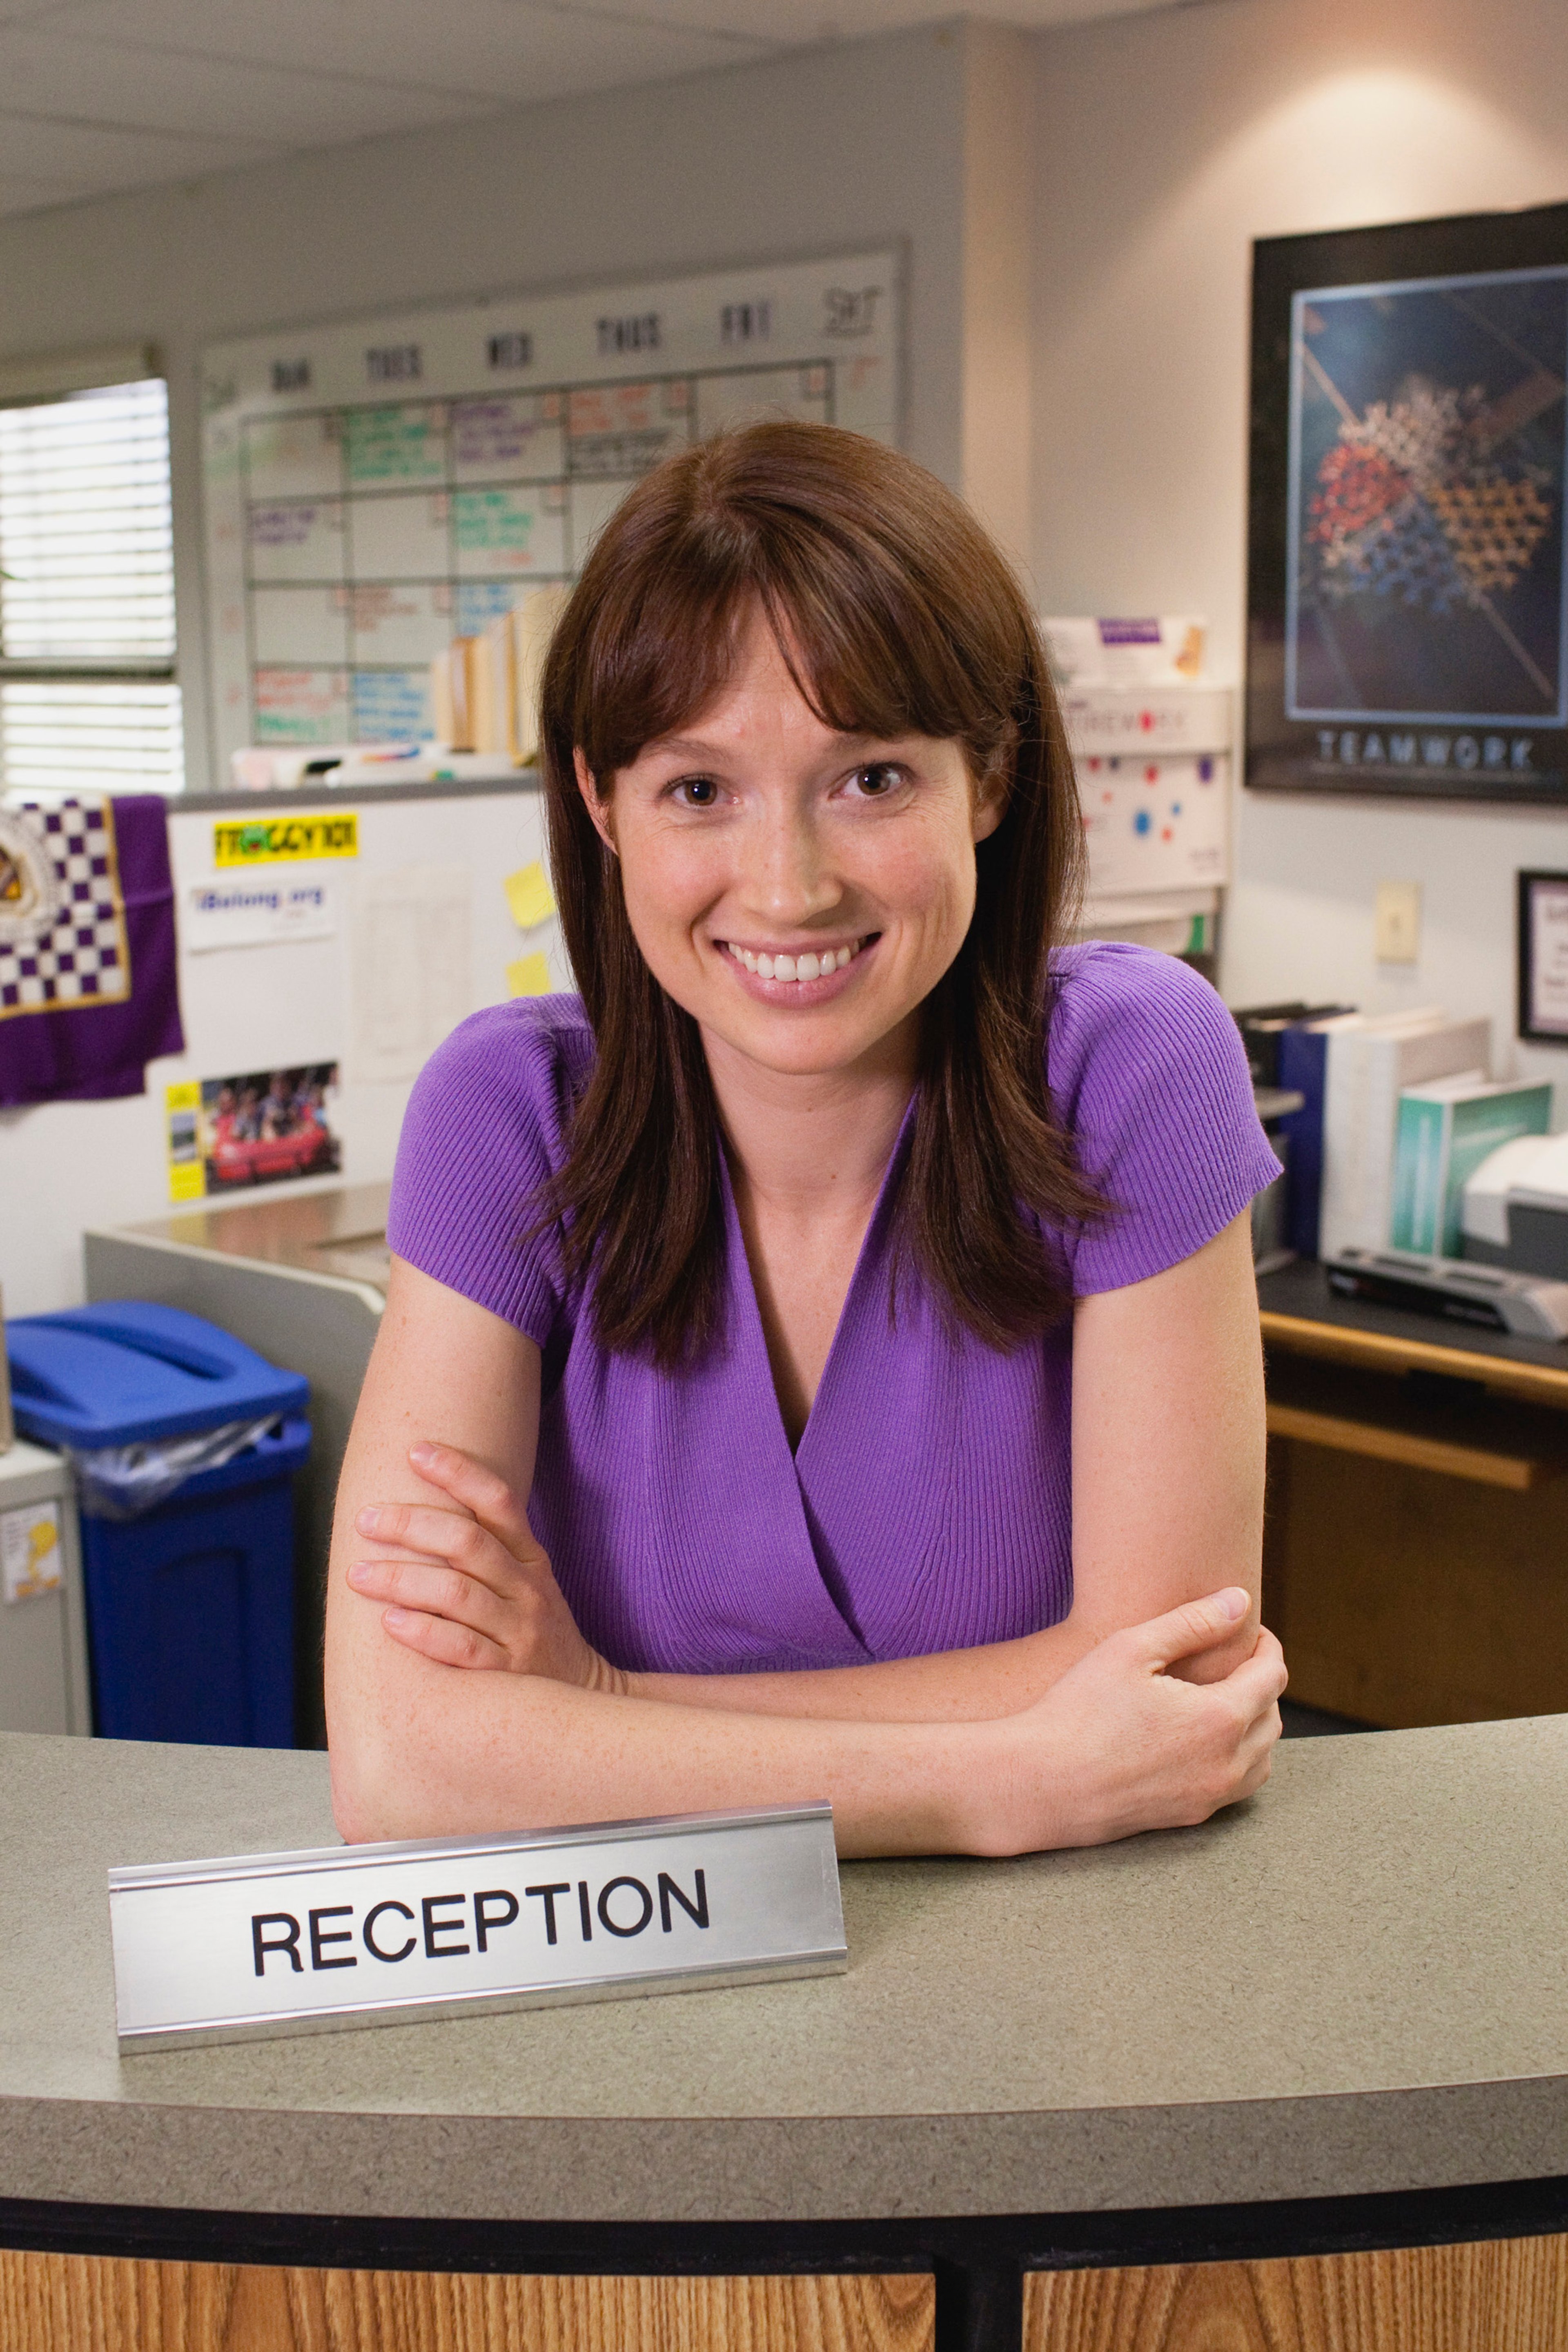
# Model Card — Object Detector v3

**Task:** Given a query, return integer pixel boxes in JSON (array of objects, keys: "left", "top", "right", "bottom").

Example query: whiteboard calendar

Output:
[{"left": 202, "top": 251, "right": 902, "bottom": 766}]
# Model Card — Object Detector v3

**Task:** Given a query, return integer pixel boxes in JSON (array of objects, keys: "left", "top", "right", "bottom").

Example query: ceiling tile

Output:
[
  {"left": 538, "top": 0, "right": 921, "bottom": 43},
  {"left": 0, "top": 26, "right": 497, "bottom": 143},
  {"left": 36, "top": 0, "right": 773, "bottom": 102},
  {"left": 0, "top": 106, "right": 279, "bottom": 185}
]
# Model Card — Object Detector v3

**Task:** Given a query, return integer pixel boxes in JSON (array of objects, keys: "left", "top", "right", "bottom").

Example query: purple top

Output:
[{"left": 388, "top": 942, "right": 1279, "bottom": 1675}]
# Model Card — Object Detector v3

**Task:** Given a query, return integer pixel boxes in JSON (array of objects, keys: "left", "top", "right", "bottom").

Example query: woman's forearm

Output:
[
  {"left": 627, "top": 1615, "right": 1103, "bottom": 1722},
  {"left": 329, "top": 1637, "right": 1013, "bottom": 1856}
]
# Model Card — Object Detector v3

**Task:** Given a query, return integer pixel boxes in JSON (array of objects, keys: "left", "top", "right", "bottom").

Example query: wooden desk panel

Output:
[
  {"left": 1027, "top": 2235, "right": 1568, "bottom": 2352},
  {"left": 0, "top": 2257, "right": 934, "bottom": 2352},
  {"left": 1265, "top": 1398, "right": 1557, "bottom": 1488},
  {"left": 1259, "top": 1274, "right": 1568, "bottom": 1725}
]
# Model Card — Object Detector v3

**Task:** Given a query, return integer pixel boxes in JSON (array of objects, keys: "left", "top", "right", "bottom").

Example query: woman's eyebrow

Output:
[
  {"left": 642, "top": 735, "right": 726, "bottom": 762},
  {"left": 644, "top": 726, "right": 891, "bottom": 762}
]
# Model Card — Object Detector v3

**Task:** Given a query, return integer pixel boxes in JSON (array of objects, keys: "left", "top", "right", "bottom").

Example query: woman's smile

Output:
[{"left": 717, "top": 932, "right": 878, "bottom": 1001}]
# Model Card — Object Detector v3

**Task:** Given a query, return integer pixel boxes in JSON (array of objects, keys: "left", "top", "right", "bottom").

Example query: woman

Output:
[{"left": 325, "top": 423, "right": 1287, "bottom": 1858}]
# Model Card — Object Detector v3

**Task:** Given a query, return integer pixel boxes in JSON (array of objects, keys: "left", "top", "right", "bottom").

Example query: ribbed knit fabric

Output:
[{"left": 387, "top": 942, "right": 1280, "bottom": 1674}]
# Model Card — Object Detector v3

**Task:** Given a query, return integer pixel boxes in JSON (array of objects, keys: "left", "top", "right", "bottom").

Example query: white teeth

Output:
[{"left": 729, "top": 937, "right": 864, "bottom": 981}]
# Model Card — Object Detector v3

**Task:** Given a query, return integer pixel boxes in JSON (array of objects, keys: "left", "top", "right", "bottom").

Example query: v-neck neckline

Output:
[{"left": 719, "top": 1094, "right": 918, "bottom": 1467}]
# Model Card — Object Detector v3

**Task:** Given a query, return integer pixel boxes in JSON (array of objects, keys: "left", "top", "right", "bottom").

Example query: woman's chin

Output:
[{"left": 700, "top": 1001, "right": 914, "bottom": 1084}]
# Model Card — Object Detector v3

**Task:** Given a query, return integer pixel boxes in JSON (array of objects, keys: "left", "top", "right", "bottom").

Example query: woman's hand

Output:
[
  {"left": 345, "top": 1440, "right": 626, "bottom": 1695},
  {"left": 970, "top": 1587, "right": 1287, "bottom": 1856}
]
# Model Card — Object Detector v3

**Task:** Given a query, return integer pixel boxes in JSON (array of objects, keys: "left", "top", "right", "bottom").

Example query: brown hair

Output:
[{"left": 537, "top": 421, "right": 1101, "bottom": 1366}]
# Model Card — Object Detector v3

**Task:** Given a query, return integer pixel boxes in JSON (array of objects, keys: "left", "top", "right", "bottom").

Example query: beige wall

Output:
[
  {"left": 0, "top": 24, "right": 979, "bottom": 799},
  {"left": 960, "top": 24, "right": 1036, "bottom": 568},
  {"left": 0, "top": 22, "right": 1041, "bottom": 1316},
  {"left": 7, "top": 0, "right": 1568, "bottom": 1311},
  {"left": 1032, "top": 0, "right": 1568, "bottom": 1104}
]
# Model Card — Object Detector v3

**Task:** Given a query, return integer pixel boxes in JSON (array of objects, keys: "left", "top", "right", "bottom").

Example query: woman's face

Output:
[{"left": 576, "top": 611, "right": 1003, "bottom": 1082}]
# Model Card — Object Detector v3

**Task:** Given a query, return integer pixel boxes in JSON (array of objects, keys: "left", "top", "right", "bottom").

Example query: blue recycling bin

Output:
[{"left": 6, "top": 1302, "right": 309, "bottom": 1748}]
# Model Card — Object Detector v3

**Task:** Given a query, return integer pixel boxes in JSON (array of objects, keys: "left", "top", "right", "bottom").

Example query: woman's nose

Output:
[{"left": 748, "top": 808, "right": 841, "bottom": 922}]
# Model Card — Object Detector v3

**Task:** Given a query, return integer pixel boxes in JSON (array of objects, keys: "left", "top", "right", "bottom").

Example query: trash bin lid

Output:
[{"left": 6, "top": 1302, "right": 309, "bottom": 1450}]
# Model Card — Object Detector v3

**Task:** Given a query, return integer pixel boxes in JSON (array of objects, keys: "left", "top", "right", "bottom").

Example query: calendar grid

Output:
[{"left": 203, "top": 251, "right": 900, "bottom": 762}]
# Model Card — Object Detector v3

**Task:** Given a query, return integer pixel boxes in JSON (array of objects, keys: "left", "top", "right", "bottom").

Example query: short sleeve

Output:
[
  {"left": 385, "top": 997, "right": 592, "bottom": 1345},
  {"left": 1047, "top": 943, "right": 1281, "bottom": 1296}
]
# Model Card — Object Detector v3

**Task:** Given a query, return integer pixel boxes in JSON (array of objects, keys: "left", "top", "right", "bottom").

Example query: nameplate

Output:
[{"left": 109, "top": 1802, "right": 845, "bottom": 2052}]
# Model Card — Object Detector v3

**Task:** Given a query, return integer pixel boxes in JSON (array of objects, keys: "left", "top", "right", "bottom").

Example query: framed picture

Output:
[
  {"left": 1248, "top": 201, "right": 1568, "bottom": 804},
  {"left": 1519, "top": 871, "right": 1568, "bottom": 1043}
]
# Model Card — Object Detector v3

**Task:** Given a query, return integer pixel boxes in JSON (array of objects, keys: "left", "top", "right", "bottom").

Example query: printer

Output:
[{"left": 1462, "top": 1131, "right": 1568, "bottom": 1279}]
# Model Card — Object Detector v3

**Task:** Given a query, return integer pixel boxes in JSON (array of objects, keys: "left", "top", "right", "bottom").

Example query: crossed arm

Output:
[{"left": 323, "top": 1213, "right": 1285, "bottom": 1857}]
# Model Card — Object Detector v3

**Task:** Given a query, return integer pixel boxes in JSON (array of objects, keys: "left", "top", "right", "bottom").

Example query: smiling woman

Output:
[{"left": 323, "top": 422, "right": 1287, "bottom": 1861}]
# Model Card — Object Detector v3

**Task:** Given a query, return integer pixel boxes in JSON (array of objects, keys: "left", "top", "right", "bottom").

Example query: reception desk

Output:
[{"left": 4, "top": 1724, "right": 1568, "bottom": 2350}]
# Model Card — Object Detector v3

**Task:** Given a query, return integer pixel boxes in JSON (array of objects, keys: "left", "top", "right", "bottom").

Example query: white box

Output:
[
  {"left": 1320, "top": 1015, "right": 1492, "bottom": 1261},
  {"left": 1044, "top": 616, "right": 1207, "bottom": 688},
  {"left": 0, "top": 1439, "right": 91, "bottom": 1735}
]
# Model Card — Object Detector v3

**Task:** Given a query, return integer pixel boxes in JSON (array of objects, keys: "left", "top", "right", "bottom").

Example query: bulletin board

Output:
[{"left": 201, "top": 252, "right": 902, "bottom": 770}]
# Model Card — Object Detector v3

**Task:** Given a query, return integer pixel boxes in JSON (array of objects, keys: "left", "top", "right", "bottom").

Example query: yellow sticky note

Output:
[
  {"left": 505, "top": 951, "right": 552, "bottom": 998},
  {"left": 504, "top": 860, "right": 556, "bottom": 931}
]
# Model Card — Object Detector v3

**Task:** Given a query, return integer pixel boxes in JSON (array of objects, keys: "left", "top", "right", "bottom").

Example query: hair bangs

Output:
[{"left": 563, "top": 432, "right": 1025, "bottom": 788}]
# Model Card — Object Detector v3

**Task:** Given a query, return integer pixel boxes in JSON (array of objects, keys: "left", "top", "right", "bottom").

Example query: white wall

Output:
[
  {"left": 2, "top": 788, "right": 561, "bottom": 1319},
  {"left": 3, "top": 22, "right": 1046, "bottom": 1316},
  {"left": 0, "top": 23, "right": 978, "bottom": 800},
  {"left": 1032, "top": 0, "right": 1568, "bottom": 1103}
]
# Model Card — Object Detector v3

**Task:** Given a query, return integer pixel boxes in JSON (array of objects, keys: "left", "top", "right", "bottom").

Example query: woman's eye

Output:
[
  {"left": 671, "top": 775, "right": 720, "bottom": 808},
  {"left": 848, "top": 762, "right": 904, "bottom": 798}
]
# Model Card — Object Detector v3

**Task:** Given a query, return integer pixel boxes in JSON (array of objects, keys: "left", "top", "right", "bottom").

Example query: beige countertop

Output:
[{"left": 2, "top": 1721, "right": 1566, "bottom": 2223}]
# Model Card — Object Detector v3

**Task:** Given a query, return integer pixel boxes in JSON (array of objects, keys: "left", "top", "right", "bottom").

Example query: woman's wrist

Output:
[{"left": 944, "top": 1706, "right": 1078, "bottom": 1860}]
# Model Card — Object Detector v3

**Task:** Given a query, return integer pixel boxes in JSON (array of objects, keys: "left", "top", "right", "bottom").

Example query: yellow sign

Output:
[
  {"left": 213, "top": 813, "right": 359, "bottom": 867},
  {"left": 504, "top": 860, "right": 556, "bottom": 930},
  {"left": 165, "top": 1080, "right": 206, "bottom": 1204},
  {"left": 505, "top": 951, "right": 552, "bottom": 998}
]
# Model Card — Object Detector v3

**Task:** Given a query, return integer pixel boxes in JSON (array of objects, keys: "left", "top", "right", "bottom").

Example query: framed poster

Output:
[
  {"left": 1247, "top": 202, "right": 1568, "bottom": 804},
  {"left": 1519, "top": 870, "right": 1568, "bottom": 1043},
  {"left": 201, "top": 252, "right": 902, "bottom": 775}
]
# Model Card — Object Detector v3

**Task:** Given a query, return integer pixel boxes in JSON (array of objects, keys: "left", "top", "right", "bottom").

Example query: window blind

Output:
[{"left": 0, "top": 375, "right": 184, "bottom": 795}]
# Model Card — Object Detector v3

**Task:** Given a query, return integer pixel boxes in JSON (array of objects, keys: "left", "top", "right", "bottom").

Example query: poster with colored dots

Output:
[
  {"left": 1248, "top": 204, "right": 1568, "bottom": 806},
  {"left": 1080, "top": 755, "right": 1228, "bottom": 900}
]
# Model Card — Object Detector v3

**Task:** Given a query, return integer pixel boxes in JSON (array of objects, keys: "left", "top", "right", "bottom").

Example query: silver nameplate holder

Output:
[{"left": 109, "top": 1801, "right": 845, "bottom": 2052}]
